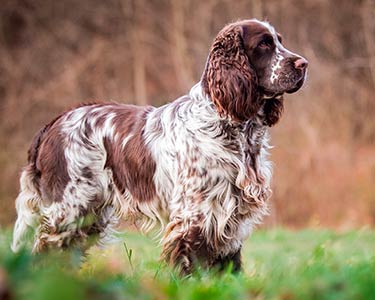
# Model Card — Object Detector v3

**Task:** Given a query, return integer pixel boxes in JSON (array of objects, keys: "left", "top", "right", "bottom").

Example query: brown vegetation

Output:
[{"left": 0, "top": 0, "right": 374, "bottom": 228}]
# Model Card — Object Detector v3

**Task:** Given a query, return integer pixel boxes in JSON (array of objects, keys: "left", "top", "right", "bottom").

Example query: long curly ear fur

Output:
[
  {"left": 263, "top": 97, "right": 284, "bottom": 127},
  {"left": 202, "top": 24, "right": 261, "bottom": 122}
]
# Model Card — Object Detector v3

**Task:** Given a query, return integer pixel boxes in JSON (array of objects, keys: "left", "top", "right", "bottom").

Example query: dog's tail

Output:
[{"left": 11, "top": 119, "right": 57, "bottom": 252}]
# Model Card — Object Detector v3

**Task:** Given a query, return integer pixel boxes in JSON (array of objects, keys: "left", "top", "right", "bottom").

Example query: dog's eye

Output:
[{"left": 258, "top": 37, "right": 274, "bottom": 49}]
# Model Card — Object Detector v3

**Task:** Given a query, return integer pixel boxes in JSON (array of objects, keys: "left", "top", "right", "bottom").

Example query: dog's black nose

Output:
[{"left": 294, "top": 57, "right": 308, "bottom": 70}]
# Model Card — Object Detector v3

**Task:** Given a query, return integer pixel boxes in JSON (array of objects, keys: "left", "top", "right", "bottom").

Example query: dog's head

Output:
[{"left": 202, "top": 19, "right": 308, "bottom": 122}]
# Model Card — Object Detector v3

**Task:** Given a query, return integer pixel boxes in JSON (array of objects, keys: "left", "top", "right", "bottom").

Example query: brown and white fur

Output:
[{"left": 12, "top": 19, "right": 308, "bottom": 275}]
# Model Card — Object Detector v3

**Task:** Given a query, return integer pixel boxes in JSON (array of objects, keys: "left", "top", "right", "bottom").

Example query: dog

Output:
[{"left": 12, "top": 19, "right": 307, "bottom": 275}]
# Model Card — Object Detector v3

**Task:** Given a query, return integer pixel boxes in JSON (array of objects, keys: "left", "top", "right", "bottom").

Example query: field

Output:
[{"left": 0, "top": 229, "right": 374, "bottom": 300}]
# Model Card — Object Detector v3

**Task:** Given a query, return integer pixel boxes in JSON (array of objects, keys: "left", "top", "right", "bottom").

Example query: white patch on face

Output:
[
  {"left": 252, "top": 20, "right": 285, "bottom": 84},
  {"left": 254, "top": 20, "right": 303, "bottom": 87},
  {"left": 270, "top": 48, "right": 283, "bottom": 84}
]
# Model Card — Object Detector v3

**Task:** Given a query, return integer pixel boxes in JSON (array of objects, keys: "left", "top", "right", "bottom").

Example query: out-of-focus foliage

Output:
[
  {"left": 0, "top": 229, "right": 374, "bottom": 300},
  {"left": 0, "top": 0, "right": 374, "bottom": 227}
]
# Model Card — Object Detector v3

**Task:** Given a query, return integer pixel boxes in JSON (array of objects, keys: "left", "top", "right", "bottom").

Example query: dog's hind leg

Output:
[
  {"left": 31, "top": 187, "right": 119, "bottom": 253},
  {"left": 31, "top": 201, "right": 90, "bottom": 253},
  {"left": 11, "top": 169, "right": 42, "bottom": 252}
]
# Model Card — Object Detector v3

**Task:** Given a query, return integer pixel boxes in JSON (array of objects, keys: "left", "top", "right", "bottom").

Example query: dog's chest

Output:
[
  {"left": 193, "top": 121, "right": 269, "bottom": 180},
  {"left": 149, "top": 105, "right": 272, "bottom": 221},
  {"left": 172, "top": 120, "right": 270, "bottom": 197}
]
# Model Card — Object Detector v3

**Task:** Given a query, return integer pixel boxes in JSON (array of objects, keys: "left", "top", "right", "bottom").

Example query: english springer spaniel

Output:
[{"left": 12, "top": 19, "right": 307, "bottom": 274}]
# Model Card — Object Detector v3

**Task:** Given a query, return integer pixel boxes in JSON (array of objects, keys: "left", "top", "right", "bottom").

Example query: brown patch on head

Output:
[
  {"left": 240, "top": 20, "right": 274, "bottom": 50},
  {"left": 241, "top": 20, "right": 308, "bottom": 95},
  {"left": 104, "top": 105, "right": 157, "bottom": 202},
  {"left": 201, "top": 21, "right": 262, "bottom": 122},
  {"left": 202, "top": 19, "right": 307, "bottom": 122}
]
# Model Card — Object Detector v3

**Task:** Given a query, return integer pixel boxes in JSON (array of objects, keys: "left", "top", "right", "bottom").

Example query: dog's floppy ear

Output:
[
  {"left": 263, "top": 96, "right": 284, "bottom": 127},
  {"left": 202, "top": 24, "right": 261, "bottom": 122}
]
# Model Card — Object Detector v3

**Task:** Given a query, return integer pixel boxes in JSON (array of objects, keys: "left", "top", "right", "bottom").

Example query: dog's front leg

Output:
[
  {"left": 211, "top": 248, "right": 242, "bottom": 272},
  {"left": 161, "top": 213, "right": 206, "bottom": 276}
]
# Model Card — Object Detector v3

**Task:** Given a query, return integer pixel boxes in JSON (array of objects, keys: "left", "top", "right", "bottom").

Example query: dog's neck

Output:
[{"left": 188, "top": 82, "right": 283, "bottom": 131}]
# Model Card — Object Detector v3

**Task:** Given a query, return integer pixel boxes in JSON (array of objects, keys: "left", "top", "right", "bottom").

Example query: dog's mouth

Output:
[
  {"left": 262, "top": 90, "right": 283, "bottom": 99},
  {"left": 261, "top": 70, "right": 307, "bottom": 98},
  {"left": 286, "top": 76, "right": 305, "bottom": 94},
  {"left": 261, "top": 86, "right": 284, "bottom": 99}
]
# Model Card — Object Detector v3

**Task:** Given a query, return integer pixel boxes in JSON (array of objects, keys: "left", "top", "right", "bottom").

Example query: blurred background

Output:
[{"left": 0, "top": 0, "right": 374, "bottom": 228}]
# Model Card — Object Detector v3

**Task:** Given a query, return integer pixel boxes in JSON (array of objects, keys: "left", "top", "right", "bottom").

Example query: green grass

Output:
[{"left": 0, "top": 228, "right": 374, "bottom": 300}]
